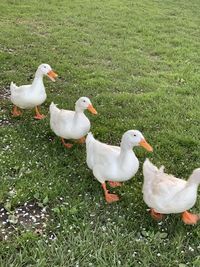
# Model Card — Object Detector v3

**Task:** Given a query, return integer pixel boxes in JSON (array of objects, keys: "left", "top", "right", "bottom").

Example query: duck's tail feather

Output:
[
  {"left": 49, "top": 102, "right": 59, "bottom": 114},
  {"left": 143, "top": 159, "right": 159, "bottom": 179},
  {"left": 142, "top": 159, "right": 160, "bottom": 194},
  {"left": 10, "top": 82, "right": 18, "bottom": 93},
  {"left": 159, "top": 165, "right": 165, "bottom": 173},
  {"left": 49, "top": 102, "right": 60, "bottom": 131},
  {"left": 86, "top": 132, "right": 95, "bottom": 145}
]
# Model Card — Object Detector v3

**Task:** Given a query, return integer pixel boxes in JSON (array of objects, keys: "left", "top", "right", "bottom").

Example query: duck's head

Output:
[
  {"left": 121, "top": 130, "right": 153, "bottom": 152},
  {"left": 189, "top": 168, "right": 200, "bottom": 184},
  {"left": 37, "top": 64, "right": 58, "bottom": 82},
  {"left": 75, "top": 97, "right": 97, "bottom": 114}
]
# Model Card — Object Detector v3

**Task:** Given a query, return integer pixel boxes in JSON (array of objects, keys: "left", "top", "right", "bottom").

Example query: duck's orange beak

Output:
[
  {"left": 87, "top": 104, "right": 97, "bottom": 115},
  {"left": 139, "top": 139, "right": 153, "bottom": 152},
  {"left": 47, "top": 70, "right": 58, "bottom": 82}
]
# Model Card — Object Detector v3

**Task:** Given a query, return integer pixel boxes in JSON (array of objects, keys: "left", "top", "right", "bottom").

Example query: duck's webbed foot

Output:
[
  {"left": 34, "top": 106, "right": 46, "bottom": 120},
  {"left": 105, "top": 193, "right": 119, "bottom": 203},
  {"left": 182, "top": 211, "right": 199, "bottom": 225},
  {"left": 102, "top": 182, "right": 119, "bottom": 203},
  {"left": 150, "top": 208, "right": 164, "bottom": 220},
  {"left": 61, "top": 138, "right": 73, "bottom": 148},
  {"left": 77, "top": 137, "right": 86, "bottom": 144},
  {"left": 108, "top": 181, "right": 122, "bottom": 188},
  {"left": 12, "top": 105, "right": 22, "bottom": 117}
]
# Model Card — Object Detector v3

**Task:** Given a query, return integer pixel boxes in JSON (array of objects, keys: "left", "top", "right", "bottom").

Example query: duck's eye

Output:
[
  {"left": 83, "top": 100, "right": 86, "bottom": 102},
  {"left": 133, "top": 134, "right": 136, "bottom": 137},
  {"left": 44, "top": 66, "right": 46, "bottom": 68}
]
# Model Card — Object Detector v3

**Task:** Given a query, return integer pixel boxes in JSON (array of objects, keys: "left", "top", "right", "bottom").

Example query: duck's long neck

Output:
[
  {"left": 75, "top": 106, "right": 84, "bottom": 114},
  {"left": 32, "top": 70, "right": 44, "bottom": 87},
  {"left": 182, "top": 179, "right": 199, "bottom": 199},
  {"left": 74, "top": 107, "right": 85, "bottom": 122},
  {"left": 181, "top": 174, "right": 200, "bottom": 201},
  {"left": 119, "top": 140, "right": 135, "bottom": 161},
  {"left": 187, "top": 174, "right": 200, "bottom": 189}
]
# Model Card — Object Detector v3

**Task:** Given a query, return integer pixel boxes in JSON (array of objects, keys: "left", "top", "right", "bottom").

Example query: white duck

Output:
[
  {"left": 10, "top": 63, "right": 58, "bottom": 119},
  {"left": 143, "top": 159, "right": 200, "bottom": 225},
  {"left": 86, "top": 130, "right": 153, "bottom": 203},
  {"left": 50, "top": 97, "right": 97, "bottom": 148}
]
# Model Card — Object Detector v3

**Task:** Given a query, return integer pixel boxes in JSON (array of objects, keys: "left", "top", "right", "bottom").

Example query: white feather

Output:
[
  {"left": 50, "top": 97, "right": 94, "bottom": 140},
  {"left": 142, "top": 159, "right": 200, "bottom": 214},
  {"left": 86, "top": 130, "right": 151, "bottom": 184},
  {"left": 10, "top": 64, "right": 55, "bottom": 109}
]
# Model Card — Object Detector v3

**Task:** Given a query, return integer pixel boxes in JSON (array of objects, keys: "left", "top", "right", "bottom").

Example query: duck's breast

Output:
[
  {"left": 70, "top": 113, "right": 90, "bottom": 139},
  {"left": 28, "top": 83, "right": 46, "bottom": 107},
  {"left": 114, "top": 152, "right": 139, "bottom": 181}
]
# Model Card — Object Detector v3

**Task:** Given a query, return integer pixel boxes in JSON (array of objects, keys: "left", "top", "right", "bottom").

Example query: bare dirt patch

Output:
[
  {"left": 0, "top": 201, "right": 50, "bottom": 240},
  {"left": 0, "top": 86, "right": 10, "bottom": 100}
]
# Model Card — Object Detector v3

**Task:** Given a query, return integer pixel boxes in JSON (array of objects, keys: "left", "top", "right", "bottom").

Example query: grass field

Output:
[{"left": 0, "top": 0, "right": 200, "bottom": 266}]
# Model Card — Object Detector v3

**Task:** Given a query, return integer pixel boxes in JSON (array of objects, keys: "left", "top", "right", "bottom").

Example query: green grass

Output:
[{"left": 0, "top": 0, "right": 200, "bottom": 266}]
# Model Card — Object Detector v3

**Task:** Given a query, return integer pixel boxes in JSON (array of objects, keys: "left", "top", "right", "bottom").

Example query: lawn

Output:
[{"left": 0, "top": 0, "right": 200, "bottom": 266}]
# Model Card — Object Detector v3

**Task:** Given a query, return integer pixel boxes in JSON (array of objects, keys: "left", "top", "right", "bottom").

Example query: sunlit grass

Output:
[{"left": 0, "top": 0, "right": 200, "bottom": 266}]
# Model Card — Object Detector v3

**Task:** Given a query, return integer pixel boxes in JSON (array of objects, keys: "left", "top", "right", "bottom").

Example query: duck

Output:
[
  {"left": 10, "top": 63, "right": 58, "bottom": 120},
  {"left": 86, "top": 130, "right": 153, "bottom": 203},
  {"left": 142, "top": 159, "right": 200, "bottom": 225},
  {"left": 50, "top": 97, "right": 97, "bottom": 148}
]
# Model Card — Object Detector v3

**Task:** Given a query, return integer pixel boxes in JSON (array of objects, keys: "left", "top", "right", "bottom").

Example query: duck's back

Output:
[
  {"left": 86, "top": 133, "right": 120, "bottom": 170},
  {"left": 151, "top": 173, "right": 186, "bottom": 198}
]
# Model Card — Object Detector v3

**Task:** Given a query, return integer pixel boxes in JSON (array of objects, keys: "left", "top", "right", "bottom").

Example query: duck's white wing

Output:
[
  {"left": 152, "top": 173, "right": 187, "bottom": 197},
  {"left": 143, "top": 159, "right": 187, "bottom": 197},
  {"left": 10, "top": 82, "right": 31, "bottom": 97},
  {"left": 50, "top": 103, "right": 75, "bottom": 136},
  {"left": 57, "top": 109, "right": 75, "bottom": 124},
  {"left": 86, "top": 133, "right": 120, "bottom": 170},
  {"left": 10, "top": 82, "right": 34, "bottom": 108}
]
